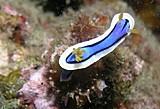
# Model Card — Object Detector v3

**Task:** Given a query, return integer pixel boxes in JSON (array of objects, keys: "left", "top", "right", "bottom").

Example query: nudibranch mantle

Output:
[{"left": 59, "top": 13, "right": 135, "bottom": 70}]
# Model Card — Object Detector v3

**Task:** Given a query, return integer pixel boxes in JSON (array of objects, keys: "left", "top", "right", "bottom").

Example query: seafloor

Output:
[{"left": 0, "top": 0, "right": 160, "bottom": 109}]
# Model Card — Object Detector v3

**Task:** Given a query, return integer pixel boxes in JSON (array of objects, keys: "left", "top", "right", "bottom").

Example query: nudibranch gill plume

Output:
[{"left": 59, "top": 13, "right": 135, "bottom": 71}]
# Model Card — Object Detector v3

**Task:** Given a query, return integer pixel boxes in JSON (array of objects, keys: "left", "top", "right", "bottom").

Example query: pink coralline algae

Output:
[
  {"left": 17, "top": 39, "right": 59, "bottom": 109},
  {"left": 17, "top": 65, "right": 59, "bottom": 109},
  {"left": 17, "top": 66, "right": 58, "bottom": 109}
]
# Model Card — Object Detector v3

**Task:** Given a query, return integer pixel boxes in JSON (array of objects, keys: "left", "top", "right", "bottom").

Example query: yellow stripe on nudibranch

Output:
[{"left": 72, "top": 48, "right": 85, "bottom": 62}]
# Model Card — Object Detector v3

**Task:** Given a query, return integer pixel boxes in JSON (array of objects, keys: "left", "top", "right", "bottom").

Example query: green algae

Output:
[{"left": 0, "top": 70, "right": 24, "bottom": 109}]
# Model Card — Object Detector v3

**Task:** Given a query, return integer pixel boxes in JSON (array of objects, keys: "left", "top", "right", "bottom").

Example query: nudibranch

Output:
[{"left": 59, "top": 13, "right": 135, "bottom": 71}]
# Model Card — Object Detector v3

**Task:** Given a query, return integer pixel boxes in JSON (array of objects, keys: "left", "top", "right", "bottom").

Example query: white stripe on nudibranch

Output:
[{"left": 59, "top": 13, "right": 135, "bottom": 70}]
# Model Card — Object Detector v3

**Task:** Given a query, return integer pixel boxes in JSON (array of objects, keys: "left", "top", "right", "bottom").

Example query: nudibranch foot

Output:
[
  {"left": 60, "top": 69, "right": 73, "bottom": 81},
  {"left": 59, "top": 13, "right": 135, "bottom": 70}
]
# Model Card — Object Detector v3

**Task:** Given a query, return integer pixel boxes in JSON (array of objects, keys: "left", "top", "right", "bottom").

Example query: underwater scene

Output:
[{"left": 0, "top": 0, "right": 160, "bottom": 109}]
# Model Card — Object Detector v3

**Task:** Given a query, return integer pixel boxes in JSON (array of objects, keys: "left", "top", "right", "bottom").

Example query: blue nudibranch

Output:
[{"left": 59, "top": 13, "right": 135, "bottom": 71}]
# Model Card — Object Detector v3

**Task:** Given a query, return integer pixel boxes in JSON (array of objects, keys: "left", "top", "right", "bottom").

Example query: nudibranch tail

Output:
[
  {"left": 60, "top": 69, "right": 73, "bottom": 81},
  {"left": 59, "top": 13, "right": 135, "bottom": 70}
]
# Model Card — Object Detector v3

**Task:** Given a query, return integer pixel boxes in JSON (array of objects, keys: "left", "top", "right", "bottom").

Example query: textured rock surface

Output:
[{"left": 0, "top": 0, "right": 160, "bottom": 109}]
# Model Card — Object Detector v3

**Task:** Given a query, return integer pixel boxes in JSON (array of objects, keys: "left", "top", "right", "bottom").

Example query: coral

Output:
[
  {"left": 0, "top": 5, "right": 30, "bottom": 45},
  {"left": 0, "top": 0, "right": 160, "bottom": 109},
  {"left": 127, "top": 92, "right": 159, "bottom": 109},
  {"left": 70, "top": 14, "right": 108, "bottom": 42},
  {"left": 17, "top": 40, "right": 59, "bottom": 109},
  {"left": 51, "top": 45, "right": 69, "bottom": 63},
  {"left": 0, "top": 40, "right": 9, "bottom": 76},
  {"left": 17, "top": 65, "right": 59, "bottom": 109},
  {"left": 51, "top": 49, "right": 129, "bottom": 109}
]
